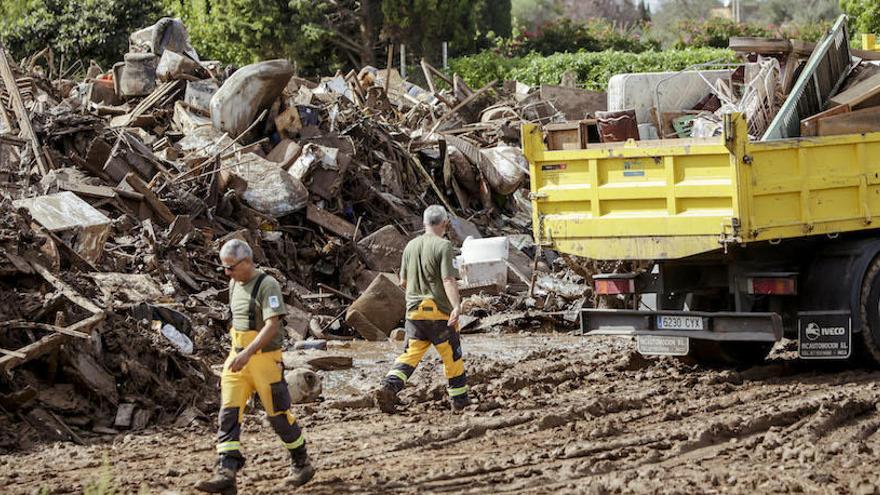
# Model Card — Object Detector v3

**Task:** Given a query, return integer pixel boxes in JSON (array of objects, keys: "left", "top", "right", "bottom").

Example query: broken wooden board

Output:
[
  {"left": 801, "top": 104, "right": 851, "bottom": 137},
  {"left": 125, "top": 172, "right": 175, "bottom": 225},
  {"left": 0, "top": 312, "right": 104, "bottom": 372},
  {"left": 89, "top": 272, "right": 164, "bottom": 304},
  {"left": 816, "top": 106, "right": 880, "bottom": 136},
  {"left": 13, "top": 191, "right": 111, "bottom": 264},
  {"left": 0, "top": 45, "right": 49, "bottom": 175},
  {"left": 829, "top": 72, "right": 880, "bottom": 109},
  {"left": 306, "top": 203, "right": 356, "bottom": 239}
]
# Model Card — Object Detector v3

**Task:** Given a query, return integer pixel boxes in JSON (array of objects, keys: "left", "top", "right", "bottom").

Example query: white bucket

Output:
[{"left": 461, "top": 236, "right": 509, "bottom": 264}]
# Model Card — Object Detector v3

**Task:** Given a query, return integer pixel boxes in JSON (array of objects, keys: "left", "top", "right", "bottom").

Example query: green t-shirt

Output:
[
  {"left": 229, "top": 270, "right": 287, "bottom": 351},
  {"left": 400, "top": 233, "right": 459, "bottom": 315}
]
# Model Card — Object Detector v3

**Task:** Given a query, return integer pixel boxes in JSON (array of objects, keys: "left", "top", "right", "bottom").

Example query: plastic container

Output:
[
  {"left": 161, "top": 323, "right": 193, "bottom": 354},
  {"left": 460, "top": 236, "right": 509, "bottom": 264},
  {"left": 460, "top": 259, "right": 507, "bottom": 288}
]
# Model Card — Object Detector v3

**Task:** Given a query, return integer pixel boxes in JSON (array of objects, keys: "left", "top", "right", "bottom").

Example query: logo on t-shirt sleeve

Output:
[{"left": 268, "top": 295, "right": 281, "bottom": 309}]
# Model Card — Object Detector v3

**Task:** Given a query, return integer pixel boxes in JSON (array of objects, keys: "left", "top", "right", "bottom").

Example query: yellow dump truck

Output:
[{"left": 523, "top": 113, "right": 880, "bottom": 364}]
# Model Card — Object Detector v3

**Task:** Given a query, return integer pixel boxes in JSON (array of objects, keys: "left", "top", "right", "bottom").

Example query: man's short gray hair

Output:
[
  {"left": 423, "top": 205, "right": 448, "bottom": 226},
  {"left": 219, "top": 239, "right": 253, "bottom": 262}
]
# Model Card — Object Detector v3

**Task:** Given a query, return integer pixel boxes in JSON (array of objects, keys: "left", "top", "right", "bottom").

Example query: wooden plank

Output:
[
  {"left": 0, "top": 312, "right": 104, "bottom": 372},
  {"left": 125, "top": 172, "right": 175, "bottom": 225},
  {"left": 729, "top": 37, "right": 792, "bottom": 54},
  {"left": 829, "top": 72, "right": 880, "bottom": 109},
  {"left": 792, "top": 39, "right": 880, "bottom": 61},
  {"left": 0, "top": 45, "right": 49, "bottom": 175},
  {"left": 28, "top": 260, "right": 102, "bottom": 314},
  {"left": 0, "top": 347, "right": 26, "bottom": 358},
  {"left": 306, "top": 203, "right": 357, "bottom": 238},
  {"left": 0, "top": 321, "right": 91, "bottom": 339},
  {"left": 56, "top": 181, "right": 117, "bottom": 199},
  {"left": 816, "top": 106, "right": 880, "bottom": 136},
  {"left": 800, "top": 104, "right": 850, "bottom": 137}
]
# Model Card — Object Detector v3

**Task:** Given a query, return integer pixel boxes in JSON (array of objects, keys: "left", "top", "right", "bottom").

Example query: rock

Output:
[
  {"left": 285, "top": 368, "right": 322, "bottom": 404},
  {"left": 389, "top": 328, "right": 406, "bottom": 341},
  {"left": 345, "top": 274, "right": 405, "bottom": 341},
  {"left": 211, "top": 59, "right": 294, "bottom": 136},
  {"left": 357, "top": 225, "right": 409, "bottom": 272}
]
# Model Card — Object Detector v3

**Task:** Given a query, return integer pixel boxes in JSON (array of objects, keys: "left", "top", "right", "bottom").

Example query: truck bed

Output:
[{"left": 524, "top": 114, "right": 880, "bottom": 260}]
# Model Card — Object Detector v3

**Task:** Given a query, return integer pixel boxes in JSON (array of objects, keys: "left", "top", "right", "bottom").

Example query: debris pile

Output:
[
  {"left": 548, "top": 14, "right": 880, "bottom": 145},
  {"left": 0, "top": 18, "right": 591, "bottom": 450}
]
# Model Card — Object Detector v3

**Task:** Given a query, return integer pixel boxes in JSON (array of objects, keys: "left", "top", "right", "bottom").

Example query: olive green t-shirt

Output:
[
  {"left": 400, "top": 233, "right": 459, "bottom": 315},
  {"left": 229, "top": 270, "right": 287, "bottom": 351}
]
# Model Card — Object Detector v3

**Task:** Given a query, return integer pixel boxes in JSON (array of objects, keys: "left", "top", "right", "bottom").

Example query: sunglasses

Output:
[{"left": 221, "top": 259, "right": 245, "bottom": 271}]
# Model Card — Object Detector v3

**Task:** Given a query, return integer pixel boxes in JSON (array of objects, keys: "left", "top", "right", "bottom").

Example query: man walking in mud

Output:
[
  {"left": 375, "top": 204, "right": 471, "bottom": 412},
  {"left": 195, "top": 239, "right": 315, "bottom": 494}
]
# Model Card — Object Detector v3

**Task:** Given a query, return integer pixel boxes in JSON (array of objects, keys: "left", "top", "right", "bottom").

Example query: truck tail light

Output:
[
  {"left": 595, "top": 278, "right": 636, "bottom": 295},
  {"left": 747, "top": 277, "right": 797, "bottom": 295}
]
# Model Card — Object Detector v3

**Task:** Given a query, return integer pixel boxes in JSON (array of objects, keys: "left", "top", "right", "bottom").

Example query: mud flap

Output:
[
  {"left": 270, "top": 380, "right": 292, "bottom": 413},
  {"left": 797, "top": 311, "right": 851, "bottom": 359}
]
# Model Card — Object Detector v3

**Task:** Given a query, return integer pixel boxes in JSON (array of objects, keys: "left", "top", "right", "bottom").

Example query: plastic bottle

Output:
[{"left": 161, "top": 323, "right": 194, "bottom": 354}]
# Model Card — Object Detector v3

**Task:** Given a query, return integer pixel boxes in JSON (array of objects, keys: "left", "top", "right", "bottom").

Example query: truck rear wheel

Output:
[{"left": 859, "top": 256, "right": 880, "bottom": 365}]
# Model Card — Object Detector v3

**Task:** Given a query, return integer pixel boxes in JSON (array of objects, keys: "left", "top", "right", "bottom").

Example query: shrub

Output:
[{"left": 450, "top": 47, "right": 737, "bottom": 91}]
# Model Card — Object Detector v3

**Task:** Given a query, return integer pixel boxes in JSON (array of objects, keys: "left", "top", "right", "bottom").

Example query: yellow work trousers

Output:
[{"left": 215, "top": 329, "right": 305, "bottom": 465}]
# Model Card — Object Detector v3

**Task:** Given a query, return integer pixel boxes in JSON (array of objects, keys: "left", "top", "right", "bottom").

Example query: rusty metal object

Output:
[{"left": 595, "top": 109, "right": 639, "bottom": 143}]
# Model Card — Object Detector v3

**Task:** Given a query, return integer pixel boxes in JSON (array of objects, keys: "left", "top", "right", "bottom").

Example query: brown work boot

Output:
[
  {"left": 286, "top": 449, "right": 316, "bottom": 487},
  {"left": 373, "top": 384, "right": 398, "bottom": 413},
  {"left": 194, "top": 466, "right": 237, "bottom": 494}
]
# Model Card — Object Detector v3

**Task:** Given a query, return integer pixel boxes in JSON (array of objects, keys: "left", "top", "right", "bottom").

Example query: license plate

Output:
[
  {"left": 637, "top": 335, "right": 690, "bottom": 356},
  {"left": 656, "top": 315, "right": 704, "bottom": 330}
]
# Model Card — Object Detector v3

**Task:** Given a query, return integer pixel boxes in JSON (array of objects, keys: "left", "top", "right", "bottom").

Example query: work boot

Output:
[
  {"left": 286, "top": 448, "right": 316, "bottom": 487},
  {"left": 374, "top": 384, "right": 399, "bottom": 414},
  {"left": 451, "top": 395, "right": 471, "bottom": 411},
  {"left": 194, "top": 466, "right": 237, "bottom": 495}
]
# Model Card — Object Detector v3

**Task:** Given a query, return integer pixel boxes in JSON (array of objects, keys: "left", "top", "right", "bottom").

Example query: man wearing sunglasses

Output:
[{"left": 196, "top": 239, "right": 315, "bottom": 494}]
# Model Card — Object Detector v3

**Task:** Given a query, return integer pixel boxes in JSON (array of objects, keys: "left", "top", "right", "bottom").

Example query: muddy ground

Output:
[{"left": 2, "top": 332, "right": 880, "bottom": 494}]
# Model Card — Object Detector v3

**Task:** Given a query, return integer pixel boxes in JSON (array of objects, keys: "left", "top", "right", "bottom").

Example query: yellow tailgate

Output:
[{"left": 523, "top": 123, "right": 738, "bottom": 260}]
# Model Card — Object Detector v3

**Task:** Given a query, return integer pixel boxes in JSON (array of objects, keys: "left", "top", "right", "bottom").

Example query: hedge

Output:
[{"left": 449, "top": 48, "right": 739, "bottom": 91}]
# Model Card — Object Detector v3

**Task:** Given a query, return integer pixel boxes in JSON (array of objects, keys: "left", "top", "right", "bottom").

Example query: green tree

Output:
[
  {"left": 381, "top": 0, "right": 488, "bottom": 60},
  {"left": 841, "top": 0, "right": 880, "bottom": 35},
  {"left": 638, "top": 0, "right": 651, "bottom": 22},
  {"left": 481, "top": 0, "right": 513, "bottom": 39},
  {"left": 758, "top": 0, "right": 840, "bottom": 26},
  {"left": 163, "top": 0, "right": 363, "bottom": 74},
  {"left": 0, "top": 0, "right": 166, "bottom": 68},
  {"left": 512, "top": 0, "right": 563, "bottom": 32}
]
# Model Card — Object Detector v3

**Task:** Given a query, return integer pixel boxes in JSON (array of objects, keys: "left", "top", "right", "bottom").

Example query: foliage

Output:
[
  {"left": 0, "top": 0, "right": 165, "bottom": 68},
  {"left": 450, "top": 47, "right": 737, "bottom": 91},
  {"left": 162, "top": 0, "right": 348, "bottom": 74},
  {"left": 501, "top": 18, "right": 658, "bottom": 56},
  {"left": 381, "top": 0, "right": 493, "bottom": 60},
  {"left": 672, "top": 17, "right": 832, "bottom": 49},
  {"left": 512, "top": 0, "right": 562, "bottom": 32},
  {"left": 481, "top": 0, "right": 513, "bottom": 39},
  {"left": 757, "top": 0, "right": 840, "bottom": 26},
  {"left": 841, "top": 0, "right": 880, "bottom": 36}
]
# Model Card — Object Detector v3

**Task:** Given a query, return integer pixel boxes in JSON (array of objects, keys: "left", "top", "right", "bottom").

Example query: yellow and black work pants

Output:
[
  {"left": 383, "top": 300, "right": 469, "bottom": 400},
  {"left": 215, "top": 329, "right": 306, "bottom": 469}
]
